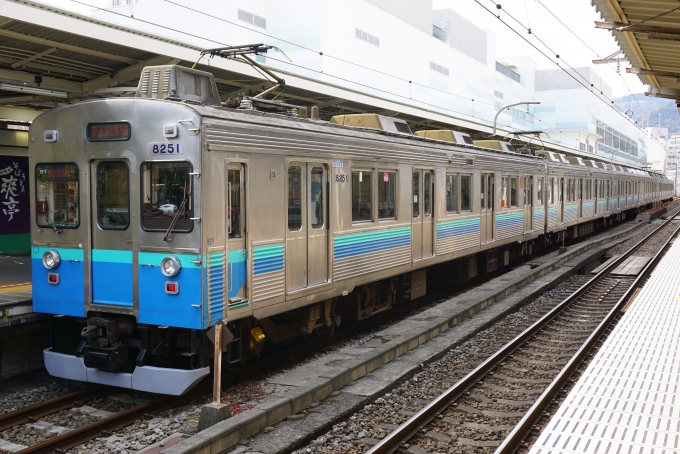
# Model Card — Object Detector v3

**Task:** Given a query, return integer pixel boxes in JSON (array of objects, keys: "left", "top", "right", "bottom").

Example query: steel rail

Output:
[
  {"left": 17, "top": 394, "right": 180, "bottom": 454},
  {"left": 0, "top": 386, "right": 111, "bottom": 432},
  {"left": 367, "top": 215, "right": 679, "bottom": 454},
  {"left": 494, "top": 220, "right": 680, "bottom": 453}
]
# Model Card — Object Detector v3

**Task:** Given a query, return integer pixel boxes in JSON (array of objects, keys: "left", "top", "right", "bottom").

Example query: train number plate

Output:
[{"left": 149, "top": 143, "right": 183, "bottom": 155}]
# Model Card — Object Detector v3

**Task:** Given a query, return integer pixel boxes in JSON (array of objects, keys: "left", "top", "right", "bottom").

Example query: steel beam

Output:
[
  {"left": 628, "top": 68, "right": 680, "bottom": 79},
  {"left": 0, "top": 28, "right": 138, "bottom": 65},
  {"left": 10, "top": 47, "right": 56, "bottom": 69}
]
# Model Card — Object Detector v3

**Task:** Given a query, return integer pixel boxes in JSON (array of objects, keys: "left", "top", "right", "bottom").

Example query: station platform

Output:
[
  {"left": 528, "top": 233, "right": 680, "bottom": 453},
  {"left": 0, "top": 254, "right": 34, "bottom": 319}
]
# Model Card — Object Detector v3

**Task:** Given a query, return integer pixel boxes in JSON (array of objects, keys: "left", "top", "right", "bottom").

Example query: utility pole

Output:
[{"left": 493, "top": 102, "right": 541, "bottom": 136}]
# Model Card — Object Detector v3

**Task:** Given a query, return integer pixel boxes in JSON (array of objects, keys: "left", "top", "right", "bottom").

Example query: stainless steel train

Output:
[{"left": 29, "top": 65, "right": 673, "bottom": 394}]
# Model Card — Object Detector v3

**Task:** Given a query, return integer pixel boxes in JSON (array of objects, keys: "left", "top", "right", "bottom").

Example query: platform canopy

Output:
[{"left": 593, "top": 0, "right": 680, "bottom": 106}]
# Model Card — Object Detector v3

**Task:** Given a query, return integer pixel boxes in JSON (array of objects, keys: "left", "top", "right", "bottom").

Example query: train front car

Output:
[{"left": 30, "top": 66, "right": 216, "bottom": 395}]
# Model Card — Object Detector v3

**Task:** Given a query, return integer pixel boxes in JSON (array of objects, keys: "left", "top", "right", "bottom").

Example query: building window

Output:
[
  {"left": 378, "top": 171, "right": 396, "bottom": 219},
  {"left": 356, "top": 28, "right": 379, "bottom": 47},
  {"left": 352, "top": 170, "right": 373, "bottom": 222},
  {"left": 238, "top": 9, "right": 266, "bottom": 29},
  {"left": 433, "top": 25, "right": 443, "bottom": 40},
  {"left": 494, "top": 90, "right": 504, "bottom": 99},
  {"left": 110, "top": 0, "right": 137, "bottom": 5},
  {"left": 579, "top": 143, "right": 586, "bottom": 151},
  {"left": 496, "top": 62, "right": 521, "bottom": 83},
  {"left": 429, "top": 62, "right": 449, "bottom": 76},
  {"left": 446, "top": 174, "right": 458, "bottom": 213},
  {"left": 461, "top": 175, "right": 471, "bottom": 211}
]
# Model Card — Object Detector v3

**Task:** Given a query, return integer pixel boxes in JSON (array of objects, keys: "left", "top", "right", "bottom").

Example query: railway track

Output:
[
  {"left": 366, "top": 216, "right": 680, "bottom": 454},
  {"left": 2, "top": 210, "right": 676, "bottom": 454}
]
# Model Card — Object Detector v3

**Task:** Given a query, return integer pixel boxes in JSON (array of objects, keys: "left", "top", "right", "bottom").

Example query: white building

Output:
[
  {"left": 100, "top": 0, "right": 663, "bottom": 168},
  {"left": 666, "top": 135, "right": 680, "bottom": 196}
]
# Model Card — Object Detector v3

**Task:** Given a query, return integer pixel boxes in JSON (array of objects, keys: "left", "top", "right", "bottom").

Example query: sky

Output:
[
  {"left": 433, "top": 0, "right": 647, "bottom": 98},
  {"left": 46, "top": 0, "right": 646, "bottom": 99}
]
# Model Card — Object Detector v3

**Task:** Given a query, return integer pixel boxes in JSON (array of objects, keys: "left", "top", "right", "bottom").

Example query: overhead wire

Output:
[
  {"left": 476, "top": 0, "right": 659, "bottom": 145},
  {"left": 62, "top": 0, "right": 589, "bottom": 147}
]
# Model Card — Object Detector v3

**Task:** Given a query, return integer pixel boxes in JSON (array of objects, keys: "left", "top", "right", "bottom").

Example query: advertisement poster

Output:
[{"left": 0, "top": 156, "right": 30, "bottom": 234}]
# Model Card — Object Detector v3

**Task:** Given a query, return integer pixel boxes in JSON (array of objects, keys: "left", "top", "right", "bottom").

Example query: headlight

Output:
[
  {"left": 161, "top": 256, "right": 181, "bottom": 277},
  {"left": 42, "top": 250, "right": 61, "bottom": 270}
]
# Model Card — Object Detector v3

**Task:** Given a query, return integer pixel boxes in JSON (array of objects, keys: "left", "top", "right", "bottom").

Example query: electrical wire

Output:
[
  {"left": 531, "top": 0, "right": 649, "bottom": 120},
  {"left": 476, "top": 0, "right": 659, "bottom": 144},
  {"left": 59, "top": 0, "right": 609, "bottom": 148}
]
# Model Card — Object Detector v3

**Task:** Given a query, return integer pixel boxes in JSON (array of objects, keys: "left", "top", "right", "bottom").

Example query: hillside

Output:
[{"left": 614, "top": 93, "right": 680, "bottom": 136}]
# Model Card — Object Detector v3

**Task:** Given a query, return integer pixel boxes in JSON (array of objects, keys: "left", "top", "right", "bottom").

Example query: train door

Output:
[
  {"left": 412, "top": 169, "right": 434, "bottom": 260},
  {"left": 227, "top": 164, "right": 247, "bottom": 303},
  {"left": 524, "top": 176, "right": 533, "bottom": 232},
  {"left": 90, "top": 160, "right": 133, "bottom": 307},
  {"left": 480, "top": 173, "right": 495, "bottom": 243},
  {"left": 286, "top": 163, "right": 328, "bottom": 291}
]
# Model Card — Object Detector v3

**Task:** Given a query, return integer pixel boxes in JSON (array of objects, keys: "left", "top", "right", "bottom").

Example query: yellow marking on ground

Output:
[{"left": 0, "top": 284, "right": 31, "bottom": 294}]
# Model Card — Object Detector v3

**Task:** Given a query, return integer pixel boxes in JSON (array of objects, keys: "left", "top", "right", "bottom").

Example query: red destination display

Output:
[{"left": 87, "top": 122, "right": 131, "bottom": 141}]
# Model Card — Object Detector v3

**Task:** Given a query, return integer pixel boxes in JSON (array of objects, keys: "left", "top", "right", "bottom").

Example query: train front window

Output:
[
  {"left": 97, "top": 162, "right": 129, "bottom": 230},
  {"left": 35, "top": 163, "right": 79, "bottom": 229},
  {"left": 141, "top": 162, "right": 193, "bottom": 232}
]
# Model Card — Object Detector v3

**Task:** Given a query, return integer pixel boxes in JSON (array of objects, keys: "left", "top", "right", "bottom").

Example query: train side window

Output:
[
  {"left": 424, "top": 172, "right": 432, "bottom": 217},
  {"left": 35, "top": 163, "right": 80, "bottom": 229},
  {"left": 141, "top": 161, "right": 193, "bottom": 232},
  {"left": 510, "top": 177, "right": 518, "bottom": 207},
  {"left": 537, "top": 178, "right": 543, "bottom": 205},
  {"left": 461, "top": 175, "right": 471, "bottom": 211},
  {"left": 378, "top": 171, "right": 396, "bottom": 220},
  {"left": 446, "top": 174, "right": 458, "bottom": 214},
  {"left": 501, "top": 177, "right": 509, "bottom": 208},
  {"left": 228, "top": 168, "right": 244, "bottom": 237},
  {"left": 97, "top": 161, "right": 129, "bottom": 230},
  {"left": 412, "top": 172, "right": 420, "bottom": 218},
  {"left": 311, "top": 167, "right": 325, "bottom": 228},
  {"left": 288, "top": 166, "right": 302, "bottom": 231},
  {"left": 352, "top": 170, "right": 373, "bottom": 222}
]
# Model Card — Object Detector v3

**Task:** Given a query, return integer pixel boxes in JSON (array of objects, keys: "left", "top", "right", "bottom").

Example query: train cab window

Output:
[
  {"left": 378, "top": 171, "right": 396, "bottom": 219},
  {"left": 35, "top": 163, "right": 79, "bottom": 229},
  {"left": 228, "top": 168, "right": 244, "bottom": 237},
  {"left": 141, "top": 161, "right": 193, "bottom": 232},
  {"left": 288, "top": 166, "right": 302, "bottom": 230},
  {"left": 510, "top": 177, "right": 518, "bottom": 207},
  {"left": 537, "top": 178, "right": 544, "bottom": 205},
  {"left": 96, "top": 162, "right": 129, "bottom": 230},
  {"left": 352, "top": 170, "right": 373, "bottom": 222},
  {"left": 446, "top": 174, "right": 458, "bottom": 213},
  {"left": 461, "top": 175, "right": 471, "bottom": 211}
]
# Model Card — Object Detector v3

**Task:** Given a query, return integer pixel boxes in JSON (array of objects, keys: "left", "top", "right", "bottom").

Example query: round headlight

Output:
[
  {"left": 160, "top": 256, "right": 181, "bottom": 277},
  {"left": 42, "top": 250, "right": 61, "bottom": 270}
]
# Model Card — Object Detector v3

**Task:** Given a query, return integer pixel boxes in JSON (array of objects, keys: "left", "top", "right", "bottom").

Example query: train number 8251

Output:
[{"left": 148, "top": 143, "right": 183, "bottom": 155}]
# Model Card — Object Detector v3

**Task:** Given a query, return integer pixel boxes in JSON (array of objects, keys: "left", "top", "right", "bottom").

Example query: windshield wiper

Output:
[
  {"left": 44, "top": 198, "right": 62, "bottom": 234},
  {"left": 163, "top": 183, "right": 188, "bottom": 242}
]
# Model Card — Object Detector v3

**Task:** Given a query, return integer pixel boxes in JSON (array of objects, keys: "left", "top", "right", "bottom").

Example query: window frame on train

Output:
[
  {"left": 352, "top": 168, "right": 374, "bottom": 223},
  {"left": 537, "top": 177, "right": 544, "bottom": 206},
  {"left": 378, "top": 169, "right": 397, "bottom": 221},
  {"left": 96, "top": 161, "right": 131, "bottom": 231},
  {"left": 139, "top": 160, "right": 194, "bottom": 233},
  {"left": 35, "top": 162, "right": 81, "bottom": 229}
]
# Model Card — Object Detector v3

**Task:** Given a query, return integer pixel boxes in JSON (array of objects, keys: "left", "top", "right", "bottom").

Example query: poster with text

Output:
[{"left": 0, "top": 156, "right": 30, "bottom": 234}]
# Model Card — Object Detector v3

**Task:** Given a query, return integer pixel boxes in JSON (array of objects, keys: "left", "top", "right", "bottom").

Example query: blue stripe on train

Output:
[{"left": 334, "top": 234, "right": 410, "bottom": 259}]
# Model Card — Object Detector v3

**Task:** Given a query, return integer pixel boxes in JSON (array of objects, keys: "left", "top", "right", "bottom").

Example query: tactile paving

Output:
[{"left": 528, "top": 237, "right": 680, "bottom": 454}]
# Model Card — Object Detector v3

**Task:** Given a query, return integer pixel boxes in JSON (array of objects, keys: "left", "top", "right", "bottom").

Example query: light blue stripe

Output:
[
  {"left": 92, "top": 249, "right": 132, "bottom": 263},
  {"left": 138, "top": 252, "right": 202, "bottom": 268},
  {"left": 228, "top": 249, "right": 247, "bottom": 263},
  {"left": 31, "top": 246, "right": 84, "bottom": 261}
]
